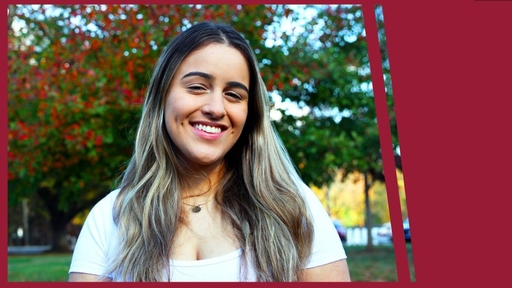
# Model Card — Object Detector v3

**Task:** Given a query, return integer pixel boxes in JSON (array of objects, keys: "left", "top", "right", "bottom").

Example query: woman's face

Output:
[{"left": 164, "top": 43, "right": 250, "bottom": 169}]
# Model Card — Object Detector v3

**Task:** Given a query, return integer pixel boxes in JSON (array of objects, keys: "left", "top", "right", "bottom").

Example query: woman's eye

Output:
[
  {"left": 225, "top": 91, "right": 242, "bottom": 100},
  {"left": 188, "top": 85, "right": 206, "bottom": 91}
]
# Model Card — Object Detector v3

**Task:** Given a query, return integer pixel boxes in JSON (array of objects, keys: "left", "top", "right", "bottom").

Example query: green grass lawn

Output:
[
  {"left": 8, "top": 244, "right": 415, "bottom": 282},
  {"left": 8, "top": 252, "right": 72, "bottom": 282},
  {"left": 346, "top": 243, "right": 416, "bottom": 282}
]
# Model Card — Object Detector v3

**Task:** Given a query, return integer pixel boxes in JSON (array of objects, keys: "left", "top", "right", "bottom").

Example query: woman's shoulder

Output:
[
  {"left": 79, "top": 189, "right": 121, "bottom": 241},
  {"left": 104, "top": 188, "right": 121, "bottom": 202},
  {"left": 86, "top": 188, "right": 121, "bottom": 218},
  {"left": 294, "top": 180, "right": 317, "bottom": 202}
]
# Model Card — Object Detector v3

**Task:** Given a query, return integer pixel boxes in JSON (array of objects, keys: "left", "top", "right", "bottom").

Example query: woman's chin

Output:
[{"left": 189, "top": 156, "right": 223, "bottom": 168}]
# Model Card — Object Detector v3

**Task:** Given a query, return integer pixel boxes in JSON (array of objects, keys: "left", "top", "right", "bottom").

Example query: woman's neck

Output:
[{"left": 180, "top": 163, "right": 224, "bottom": 199}]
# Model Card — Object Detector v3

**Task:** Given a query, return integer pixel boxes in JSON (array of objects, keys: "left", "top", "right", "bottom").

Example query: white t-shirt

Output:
[{"left": 69, "top": 183, "right": 347, "bottom": 281}]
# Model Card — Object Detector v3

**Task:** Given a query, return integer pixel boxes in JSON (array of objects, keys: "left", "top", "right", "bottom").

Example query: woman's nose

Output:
[{"left": 201, "top": 91, "right": 226, "bottom": 119}]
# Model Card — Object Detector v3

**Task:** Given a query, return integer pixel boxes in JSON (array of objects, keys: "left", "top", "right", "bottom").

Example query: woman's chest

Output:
[{"left": 172, "top": 212, "right": 239, "bottom": 261}]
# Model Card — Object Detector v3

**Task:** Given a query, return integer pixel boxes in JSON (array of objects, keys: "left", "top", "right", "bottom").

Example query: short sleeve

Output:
[
  {"left": 68, "top": 189, "right": 120, "bottom": 276},
  {"left": 299, "top": 182, "right": 347, "bottom": 268}
]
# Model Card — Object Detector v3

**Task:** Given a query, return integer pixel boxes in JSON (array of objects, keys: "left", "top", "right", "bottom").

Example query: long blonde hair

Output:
[{"left": 106, "top": 22, "right": 314, "bottom": 282}]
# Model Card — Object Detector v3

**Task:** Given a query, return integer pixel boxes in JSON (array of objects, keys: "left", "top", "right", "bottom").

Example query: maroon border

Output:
[
  {"left": 383, "top": 0, "right": 512, "bottom": 286},
  {"left": 9, "top": 0, "right": 512, "bottom": 286},
  {"left": 2, "top": 2, "right": 8, "bottom": 285}
]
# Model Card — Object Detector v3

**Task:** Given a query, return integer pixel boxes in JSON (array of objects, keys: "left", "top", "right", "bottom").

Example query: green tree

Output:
[{"left": 266, "top": 5, "right": 400, "bottom": 249}]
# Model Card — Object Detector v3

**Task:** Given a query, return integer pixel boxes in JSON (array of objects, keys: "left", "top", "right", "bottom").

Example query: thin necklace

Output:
[
  {"left": 182, "top": 189, "right": 210, "bottom": 200},
  {"left": 182, "top": 196, "right": 214, "bottom": 213}
]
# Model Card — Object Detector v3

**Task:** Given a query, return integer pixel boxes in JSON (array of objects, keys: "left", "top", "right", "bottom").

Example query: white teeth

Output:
[{"left": 195, "top": 124, "right": 221, "bottom": 134}]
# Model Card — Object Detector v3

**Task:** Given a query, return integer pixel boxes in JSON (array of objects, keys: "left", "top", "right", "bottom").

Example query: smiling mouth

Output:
[{"left": 194, "top": 124, "right": 222, "bottom": 134}]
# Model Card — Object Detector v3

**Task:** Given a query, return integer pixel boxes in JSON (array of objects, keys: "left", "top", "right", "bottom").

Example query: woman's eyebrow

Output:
[
  {"left": 182, "top": 71, "right": 249, "bottom": 93},
  {"left": 181, "top": 71, "right": 213, "bottom": 80},
  {"left": 227, "top": 81, "right": 249, "bottom": 94}
]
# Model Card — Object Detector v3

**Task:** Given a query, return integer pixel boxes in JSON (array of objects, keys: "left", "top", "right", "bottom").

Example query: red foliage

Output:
[{"left": 7, "top": 4, "right": 279, "bottom": 198}]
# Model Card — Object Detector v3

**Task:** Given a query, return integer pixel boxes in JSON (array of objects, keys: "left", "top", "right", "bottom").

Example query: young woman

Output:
[{"left": 68, "top": 21, "right": 350, "bottom": 282}]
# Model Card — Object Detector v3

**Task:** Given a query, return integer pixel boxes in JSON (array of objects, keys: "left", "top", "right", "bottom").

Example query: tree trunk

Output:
[
  {"left": 51, "top": 216, "right": 72, "bottom": 252},
  {"left": 36, "top": 187, "right": 74, "bottom": 252},
  {"left": 364, "top": 172, "right": 374, "bottom": 251},
  {"left": 22, "top": 199, "right": 30, "bottom": 246}
]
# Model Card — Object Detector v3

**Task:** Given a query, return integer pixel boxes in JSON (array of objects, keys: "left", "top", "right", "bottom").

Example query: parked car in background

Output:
[
  {"left": 403, "top": 217, "right": 411, "bottom": 242},
  {"left": 332, "top": 219, "right": 347, "bottom": 243},
  {"left": 376, "top": 218, "right": 411, "bottom": 243}
]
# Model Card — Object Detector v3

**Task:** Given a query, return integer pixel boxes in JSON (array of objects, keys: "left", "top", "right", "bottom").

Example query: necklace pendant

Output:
[{"left": 191, "top": 206, "right": 202, "bottom": 213}]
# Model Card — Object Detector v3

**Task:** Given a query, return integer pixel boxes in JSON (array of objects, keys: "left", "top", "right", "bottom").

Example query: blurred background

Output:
[{"left": 7, "top": 4, "right": 412, "bottom": 281}]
